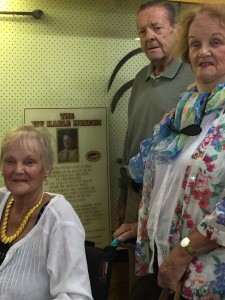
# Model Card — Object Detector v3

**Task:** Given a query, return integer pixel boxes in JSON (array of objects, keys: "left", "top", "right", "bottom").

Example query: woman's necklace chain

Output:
[{"left": 1, "top": 192, "right": 45, "bottom": 244}]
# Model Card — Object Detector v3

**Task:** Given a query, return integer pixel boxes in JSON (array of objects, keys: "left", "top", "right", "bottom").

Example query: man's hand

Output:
[{"left": 113, "top": 223, "right": 138, "bottom": 248}]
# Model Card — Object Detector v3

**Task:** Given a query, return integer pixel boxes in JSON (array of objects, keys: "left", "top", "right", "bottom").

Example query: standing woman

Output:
[
  {"left": 0, "top": 126, "right": 93, "bottom": 300},
  {"left": 121, "top": 3, "right": 225, "bottom": 300}
]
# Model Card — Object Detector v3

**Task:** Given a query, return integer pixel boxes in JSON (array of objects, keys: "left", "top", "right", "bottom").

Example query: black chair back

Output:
[{"left": 85, "top": 240, "right": 117, "bottom": 300}]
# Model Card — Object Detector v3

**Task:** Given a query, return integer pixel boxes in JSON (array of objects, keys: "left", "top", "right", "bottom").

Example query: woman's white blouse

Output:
[{"left": 0, "top": 187, "right": 93, "bottom": 300}]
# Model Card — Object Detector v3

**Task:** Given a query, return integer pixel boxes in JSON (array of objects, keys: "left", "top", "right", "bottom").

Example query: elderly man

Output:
[{"left": 115, "top": 1, "right": 194, "bottom": 298}]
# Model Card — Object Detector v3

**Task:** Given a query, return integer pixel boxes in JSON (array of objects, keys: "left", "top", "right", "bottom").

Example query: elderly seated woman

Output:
[{"left": 0, "top": 125, "right": 93, "bottom": 300}]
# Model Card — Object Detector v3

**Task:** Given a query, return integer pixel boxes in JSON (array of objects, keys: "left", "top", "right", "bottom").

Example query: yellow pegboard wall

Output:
[
  {"left": 0, "top": 0, "right": 148, "bottom": 226},
  {"left": 0, "top": 0, "right": 109, "bottom": 129}
]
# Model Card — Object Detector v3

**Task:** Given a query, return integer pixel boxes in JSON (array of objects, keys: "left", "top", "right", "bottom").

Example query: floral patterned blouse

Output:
[{"left": 129, "top": 83, "right": 225, "bottom": 299}]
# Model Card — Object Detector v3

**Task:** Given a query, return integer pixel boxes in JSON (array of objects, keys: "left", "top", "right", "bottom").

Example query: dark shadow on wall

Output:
[{"left": 108, "top": 47, "right": 143, "bottom": 113}]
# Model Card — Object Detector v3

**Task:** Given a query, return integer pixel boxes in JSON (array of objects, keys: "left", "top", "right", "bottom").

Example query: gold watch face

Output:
[{"left": 181, "top": 237, "right": 190, "bottom": 248}]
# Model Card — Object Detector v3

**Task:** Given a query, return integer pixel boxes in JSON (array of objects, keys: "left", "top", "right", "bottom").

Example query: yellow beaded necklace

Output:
[{"left": 1, "top": 192, "right": 45, "bottom": 244}]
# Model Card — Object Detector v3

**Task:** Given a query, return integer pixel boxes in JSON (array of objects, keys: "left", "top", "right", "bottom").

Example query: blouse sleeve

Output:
[
  {"left": 198, "top": 198, "right": 225, "bottom": 247},
  {"left": 47, "top": 214, "right": 93, "bottom": 300},
  {"left": 129, "top": 110, "right": 174, "bottom": 183},
  {"left": 129, "top": 134, "right": 154, "bottom": 183}
]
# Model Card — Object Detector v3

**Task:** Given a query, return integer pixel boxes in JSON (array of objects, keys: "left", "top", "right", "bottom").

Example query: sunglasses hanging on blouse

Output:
[{"left": 167, "top": 96, "right": 210, "bottom": 137}]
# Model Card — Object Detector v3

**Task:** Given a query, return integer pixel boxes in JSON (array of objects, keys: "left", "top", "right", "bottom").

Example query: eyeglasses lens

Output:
[{"left": 179, "top": 124, "right": 202, "bottom": 136}]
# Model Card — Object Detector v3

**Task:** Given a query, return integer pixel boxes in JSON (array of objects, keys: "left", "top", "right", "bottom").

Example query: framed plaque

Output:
[{"left": 24, "top": 107, "right": 110, "bottom": 247}]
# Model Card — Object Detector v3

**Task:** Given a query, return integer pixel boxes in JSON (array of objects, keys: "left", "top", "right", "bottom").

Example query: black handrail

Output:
[{"left": 0, "top": 10, "right": 44, "bottom": 19}]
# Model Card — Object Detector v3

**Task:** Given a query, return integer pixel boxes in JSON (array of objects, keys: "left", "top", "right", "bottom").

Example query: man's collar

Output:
[{"left": 146, "top": 58, "right": 184, "bottom": 81}]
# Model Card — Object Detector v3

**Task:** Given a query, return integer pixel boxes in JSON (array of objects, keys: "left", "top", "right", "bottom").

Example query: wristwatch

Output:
[{"left": 180, "top": 237, "right": 196, "bottom": 256}]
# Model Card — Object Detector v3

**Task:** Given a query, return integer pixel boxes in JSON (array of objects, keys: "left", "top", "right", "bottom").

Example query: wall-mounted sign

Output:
[{"left": 24, "top": 107, "right": 110, "bottom": 247}]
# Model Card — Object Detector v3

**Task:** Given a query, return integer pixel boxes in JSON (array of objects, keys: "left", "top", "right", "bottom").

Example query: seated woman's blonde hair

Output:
[{"left": 0, "top": 125, "right": 54, "bottom": 174}]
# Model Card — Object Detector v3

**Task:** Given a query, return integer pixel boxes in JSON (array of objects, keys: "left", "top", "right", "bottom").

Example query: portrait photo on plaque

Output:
[{"left": 57, "top": 128, "right": 79, "bottom": 163}]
